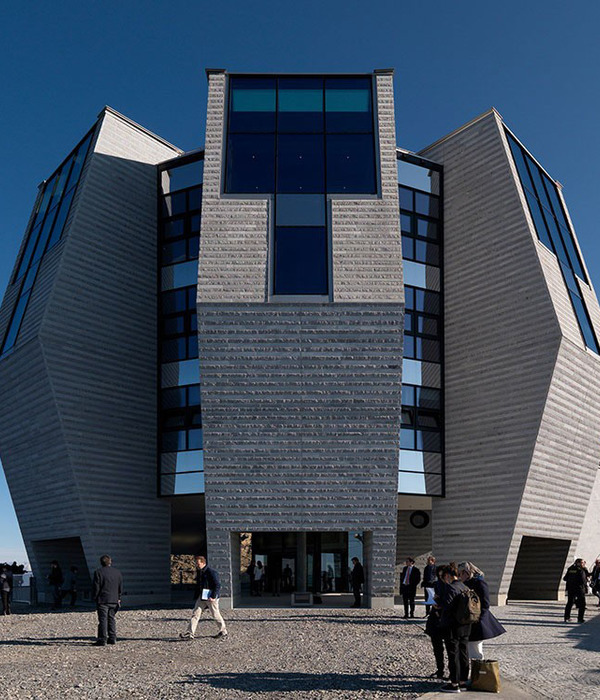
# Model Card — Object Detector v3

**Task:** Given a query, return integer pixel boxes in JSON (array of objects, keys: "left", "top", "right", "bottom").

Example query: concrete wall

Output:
[
  {"left": 422, "top": 109, "right": 600, "bottom": 603},
  {"left": 0, "top": 108, "right": 181, "bottom": 604},
  {"left": 198, "top": 70, "right": 403, "bottom": 608}
]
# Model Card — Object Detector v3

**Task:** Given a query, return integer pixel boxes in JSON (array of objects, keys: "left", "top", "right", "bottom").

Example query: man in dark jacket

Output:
[
  {"left": 438, "top": 564, "right": 472, "bottom": 693},
  {"left": 422, "top": 555, "right": 437, "bottom": 616},
  {"left": 1, "top": 565, "right": 13, "bottom": 615},
  {"left": 180, "top": 555, "right": 228, "bottom": 639},
  {"left": 350, "top": 557, "right": 365, "bottom": 608},
  {"left": 563, "top": 558, "right": 588, "bottom": 623},
  {"left": 92, "top": 554, "right": 123, "bottom": 646},
  {"left": 400, "top": 557, "right": 421, "bottom": 618}
]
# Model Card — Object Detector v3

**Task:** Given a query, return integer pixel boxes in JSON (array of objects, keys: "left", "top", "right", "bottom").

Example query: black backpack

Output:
[{"left": 454, "top": 587, "right": 481, "bottom": 625}]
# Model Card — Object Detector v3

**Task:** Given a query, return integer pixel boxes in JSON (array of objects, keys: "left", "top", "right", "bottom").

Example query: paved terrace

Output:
[{"left": 0, "top": 600, "right": 597, "bottom": 698}]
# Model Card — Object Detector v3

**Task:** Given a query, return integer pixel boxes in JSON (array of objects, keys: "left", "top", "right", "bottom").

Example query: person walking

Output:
[
  {"left": 92, "top": 555, "right": 123, "bottom": 646},
  {"left": 180, "top": 555, "right": 227, "bottom": 640},
  {"left": 438, "top": 563, "right": 473, "bottom": 693},
  {"left": 47, "top": 561, "right": 64, "bottom": 609},
  {"left": 350, "top": 557, "right": 364, "bottom": 608},
  {"left": 400, "top": 557, "right": 421, "bottom": 618},
  {"left": 1, "top": 564, "right": 13, "bottom": 615},
  {"left": 458, "top": 561, "right": 505, "bottom": 659},
  {"left": 563, "top": 558, "right": 588, "bottom": 623},
  {"left": 422, "top": 555, "right": 437, "bottom": 616}
]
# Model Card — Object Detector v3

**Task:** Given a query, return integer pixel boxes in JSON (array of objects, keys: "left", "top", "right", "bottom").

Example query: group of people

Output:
[
  {"left": 246, "top": 560, "right": 294, "bottom": 597},
  {"left": 47, "top": 561, "right": 79, "bottom": 609},
  {"left": 563, "top": 557, "right": 600, "bottom": 623}
]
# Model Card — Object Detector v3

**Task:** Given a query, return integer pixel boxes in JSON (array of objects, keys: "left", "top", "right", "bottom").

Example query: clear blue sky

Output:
[{"left": 1, "top": 1, "right": 600, "bottom": 564}]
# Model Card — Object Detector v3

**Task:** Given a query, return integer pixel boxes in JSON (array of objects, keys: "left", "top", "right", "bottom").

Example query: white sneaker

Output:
[{"left": 179, "top": 632, "right": 194, "bottom": 640}]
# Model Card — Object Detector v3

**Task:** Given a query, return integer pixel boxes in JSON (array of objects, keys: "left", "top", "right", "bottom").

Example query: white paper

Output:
[
  {"left": 425, "top": 587, "right": 436, "bottom": 605},
  {"left": 201, "top": 588, "right": 210, "bottom": 600}
]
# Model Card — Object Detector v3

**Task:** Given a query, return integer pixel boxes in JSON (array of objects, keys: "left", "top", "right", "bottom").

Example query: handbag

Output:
[{"left": 470, "top": 659, "right": 501, "bottom": 693}]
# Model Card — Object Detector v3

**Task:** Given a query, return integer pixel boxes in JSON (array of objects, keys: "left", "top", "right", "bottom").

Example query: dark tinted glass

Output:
[
  {"left": 163, "top": 191, "right": 187, "bottom": 217},
  {"left": 277, "top": 134, "right": 325, "bottom": 193},
  {"left": 524, "top": 190, "right": 553, "bottom": 249},
  {"left": 274, "top": 227, "right": 328, "bottom": 295},
  {"left": 162, "top": 288, "right": 189, "bottom": 314},
  {"left": 326, "top": 134, "right": 376, "bottom": 193},
  {"left": 64, "top": 132, "right": 93, "bottom": 193},
  {"left": 162, "top": 387, "right": 187, "bottom": 409},
  {"left": 188, "top": 187, "right": 202, "bottom": 211},
  {"left": 507, "top": 136, "right": 535, "bottom": 194},
  {"left": 162, "top": 240, "right": 187, "bottom": 265},
  {"left": 417, "top": 218, "right": 438, "bottom": 240},
  {"left": 2, "top": 291, "right": 31, "bottom": 353},
  {"left": 46, "top": 187, "right": 76, "bottom": 249},
  {"left": 560, "top": 225, "right": 586, "bottom": 280},
  {"left": 226, "top": 134, "right": 275, "bottom": 193},
  {"left": 570, "top": 292, "right": 600, "bottom": 353},
  {"left": 162, "top": 217, "right": 185, "bottom": 239},
  {"left": 415, "top": 192, "right": 439, "bottom": 218},
  {"left": 164, "top": 160, "right": 204, "bottom": 193},
  {"left": 399, "top": 187, "right": 413, "bottom": 211},
  {"left": 400, "top": 213, "right": 412, "bottom": 233},
  {"left": 188, "top": 385, "right": 201, "bottom": 406},
  {"left": 325, "top": 77, "right": 373, "bottom": 133},
  {"left": 277, "top": 78, "right": 324, "bottom": 132},
  {"left": 229, "top": 78, "right": 276, "bottom": 132},
  {"left": 402, "top": 237, "right": 414, "bottom": 259},
  {"left": 401, "top": 385, "right": 415, "bottom": 405}
]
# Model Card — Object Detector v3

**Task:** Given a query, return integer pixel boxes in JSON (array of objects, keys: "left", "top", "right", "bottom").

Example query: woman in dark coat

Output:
[
  {"left": 424, "top": 566, "right": 449, "bottom": 679},
  {"left": 458, "top": 561, "right": 506, "bottom": 660}
]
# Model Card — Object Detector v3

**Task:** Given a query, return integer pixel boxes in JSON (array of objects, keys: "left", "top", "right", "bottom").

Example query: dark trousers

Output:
[
  {"left": 564, "top": 591, "right": 586, "bottom": 622},
  {"left": 444, "top": 632, "right": 470, "bottom": 684},
  {"left": 352, "top": 584, "right": 361, "bottom": 607},
  {"left": 51, "top": 585, "right": 62, "bottom": 608},
  {"left": 61, "top": 589, "right": 77, "bottom": 606},
  {"left": 1, "top": 591, "right": 10, "bottom": 615},
  {"left": 401, "top": 587, "right": 416, "bottom": 616},
  {"left": 430, "top": 633, "right": 445, "bottom": 674},
  {"left": 97, "top": 603, "right": 118, "bottom": 642}
]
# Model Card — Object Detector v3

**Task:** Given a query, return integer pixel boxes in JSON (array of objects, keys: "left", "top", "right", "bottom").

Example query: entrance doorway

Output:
[{"left": 238, "top": 531, "right": 364, "bottom": 606}]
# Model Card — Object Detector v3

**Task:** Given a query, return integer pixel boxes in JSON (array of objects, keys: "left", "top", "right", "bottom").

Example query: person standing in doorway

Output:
[
  {"left": 422, "top": 555, "right": 437, "bottom": 616},
  {"left": 563, "top": 558, "right": 588, "bottom": 623},
  {"left": 180, "top": 555, "right": 227, "bottom": 640},
  {"left": 1, "top": 565, "right": 13, "bottom": 615},
  {"left": 47, "top": 561, "right": 64, "bottom": 610},
  {"left": 400, "top": 557, "right": 421, "bottom": 618},
  {"left": 93, "top": 555, "right": 123, "bottom": 646},
  {"left": 350, "top": 557, "right": 364, "bottom": 608},
  {"left": 253, "top": 561, "right": 264, "bottom": 596}
]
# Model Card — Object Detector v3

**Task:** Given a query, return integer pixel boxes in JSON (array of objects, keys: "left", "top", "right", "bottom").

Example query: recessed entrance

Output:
[{"left": 237, "top": 531, "right": 364, "bottom": 607}]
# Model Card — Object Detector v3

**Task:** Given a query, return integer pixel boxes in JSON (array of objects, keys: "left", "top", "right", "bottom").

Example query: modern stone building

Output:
[{"left": 1, "top": 69, "right": 599, "bottom": 607}]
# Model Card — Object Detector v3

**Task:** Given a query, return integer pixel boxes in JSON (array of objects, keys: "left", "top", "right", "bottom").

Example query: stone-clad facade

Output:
[{"left": 1, "top": 72, "right": 599, "bottom": 607}]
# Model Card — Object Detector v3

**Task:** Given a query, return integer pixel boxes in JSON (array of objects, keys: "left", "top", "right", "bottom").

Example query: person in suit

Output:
[
  {"left": 438, "top": 563, "right": 472, "bottom": 693},
  {"left": 422, "top": 555, "right": 437, "bottom": 616},
  {"left": 350, "top": 557, "right": 365, "bottom": 608},
  {"left": 92, "top": 554, "right": 123, "bottom": 646},
  {"left": 563, "top": 558, "right": 588, "bottom": 623},
  {"left": 180, "top": 555, "right": 227, "bottom": 639},
  {"left": 1, "top": 564, "right": 13, "bottom": 615},
  {"left": 458, "top": 561, "right": 505, "bottom": 659},
  {"left": 400, "top": 557, "right": 421, "bottom": 618}
]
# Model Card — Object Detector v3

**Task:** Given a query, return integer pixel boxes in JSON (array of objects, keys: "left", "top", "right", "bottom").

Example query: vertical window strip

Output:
[
  {"left": 1, "top": 129, "right": 95, "bottom": 358},
  {"left": 506, "top": 130, "right": 599, "bottom": 354}
]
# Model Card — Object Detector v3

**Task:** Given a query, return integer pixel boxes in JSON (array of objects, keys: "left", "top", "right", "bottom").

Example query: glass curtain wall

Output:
[
  {"left": 506, "top": 130, "right": 599, "bottom": 354},
  {"left": 224, "top": 74, "right": 377, "bottom": 296},
  {"left": 0, "top": 129, "right": 94, "bottom": 357},
  {"left": 398, "top": 154, "right": 444, "bottom": 496},
  {"left": 158, "top": 155, "right": 204, "bottom": 496}
]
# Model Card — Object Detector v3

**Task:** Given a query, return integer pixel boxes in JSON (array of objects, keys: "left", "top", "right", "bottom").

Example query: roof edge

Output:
[
  {"left": 418, "top": 107, "right": 503, "bottom": 155},
  {"left": 97, "top": 106, "right": 183, "bottom": 154}
]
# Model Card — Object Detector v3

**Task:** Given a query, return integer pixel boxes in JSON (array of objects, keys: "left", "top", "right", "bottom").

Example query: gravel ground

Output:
[
  {"left": 0, "top": 605, "right": 435, "bottom": 699},
  {"left": 1, "top": 601, "right": 598, "bottom": 699}
]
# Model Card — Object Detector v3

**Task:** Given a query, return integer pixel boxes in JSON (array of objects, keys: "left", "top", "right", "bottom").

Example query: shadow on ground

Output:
[{"left": 177, "top": 671, "right": 433, "bottom": 695}]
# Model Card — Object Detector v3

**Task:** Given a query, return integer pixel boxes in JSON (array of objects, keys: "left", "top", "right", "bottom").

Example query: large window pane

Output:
[
  {"left": 570, "top": 292, "right": 600, "bottom": 353},
  {"left": 325, "top": 77, "right": 373, "bottom": 132},
  {"left": 1, "top": 291, "right": 31, "bottom": 354},
  {"left": 276, "top": 194, "right": 326, "bottom": 227},
  {"left": 229, "top": 78, "right": 276, "bottom": 132},
  {"left": 326, "top": 134, "right": 376, "bottom": 193},
  {"left": 397, "top": 159, "right": 434, "bottom": 192},
  {"left": 274, "top": 227, "right": 328, "bottom": 295},
  {"left": 277, "top": 134, "right": 324, "bottom": 193},
  {"left": 226, "top": 133, "right": 275, "bottom": 193},
  {"left": 278, "top": 78, "right": 323, "bottom": 132},
  {"left": 163, "top": 160, "right": 204, "bottom": 194},
  {"left": 524, "top": 189, "right": 553, "bottom": 249},
  {"left": 46, "top": 187, "right": 76, "bottom": 249}
]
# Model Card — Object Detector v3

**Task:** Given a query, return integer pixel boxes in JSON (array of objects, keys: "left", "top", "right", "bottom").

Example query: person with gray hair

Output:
[{"left": 458, "top": 561, "right": 505, "bottom": 660}]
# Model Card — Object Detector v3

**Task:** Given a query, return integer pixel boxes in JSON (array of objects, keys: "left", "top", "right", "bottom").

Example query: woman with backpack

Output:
[{"left": 458, "top": 561, "right": 506, "bottom": 660}]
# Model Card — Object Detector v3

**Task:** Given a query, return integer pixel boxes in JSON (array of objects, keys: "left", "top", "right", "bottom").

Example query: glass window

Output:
[
  {"left": 277, "top": 134, "right": 325, "bottom": 193},
  {"left": 161, "top": 450, "right": 204, "bottom": 474},
  {"left": 277, "top": 78, "right": 323, "bottom": 133},
  {"left": 401, "top": 384, "right": 415, "bottom": 405},
  {"left": 162, "top": 191, "right": 187, "bottom": 217},
  {"left": 274, "top": 227, "right": 328, "bottom": 295},
  {"left": 415, "top": 192, "right": 439, "bottom": 218},
  {"left": 161, "top": 359, "right": 201, "bottom": 388},
  {"left": 402, "top": 237, "right": 414, "bottom": 260},
  {"left": 507, "top": 136, "right": 535, "bottom": 194},
  {"left": 570, "top": 292, "right": 600, "bottom": 353},
  {"left": 399, "top": 187, "right": 413, "bottom": 211},
  {"left": 64, "top": 132, "right": 93, "bottom": 193},
  {"left": 325, "top": 77, "right": 372, "bottom": 133},
  {"left": 164, "top": 160, "right": 204, "bottom": 194},
  {"left": 326, "top": 134, "right": 376, "bottom": 193},
  {"left": 398, "top": 471, "right": 427, "bottom": 496},
  {"left": 162, "top": 387, "right": 187, "bottom": 409},
  {"left": 160, "top": 471, "right": 204, "bottom": 496},
  {"left": 161, "top": 260, "right": 198, "bottom": 291},
  {"left": 276, "top": 194, "right": 326, "bottom": 227},
  {"left": 397, "top": 159, "right": 434, "bottom": 192},
  {"left": 400, "top": 428, "right": 415, "bottom": 450},
  {"left": 162, "top": 217, "right": 185, "bottom": 240},
  {"left": 226, "top": 133, "right": 275, "bottom": 193},
  {"left": 400, "top": 213, "right": 412, "bottom": 233},
  {"left": 524, "top": 190, "right": 552, "bottom": 249},
  {"left": 229, "top": 78, "right": 276, "bottom": 133},
  {"left": 417, "top": 218, "right": 438, "bottom": 240},
  {"left": 188, "top": 428, "right": 203, "bottom": 450},
  {"left": 188, "top": 384, "right": 201, "bottom": 406},
  {"left": 1, "top": 291, "right": 31, "bottom": 354},
  {"left": 162, "top": 240, "right": 187, "bottom": 265},
  {"left": 417, "top": 387, "right": 441, "bottom": 409},
  {"left": 46, "top": 187, "right": 76, "bottom": 250}
]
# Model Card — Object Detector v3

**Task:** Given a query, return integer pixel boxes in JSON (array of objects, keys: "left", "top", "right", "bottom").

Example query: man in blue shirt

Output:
[{"left": 180, "top": 555, "right": 228, "bottom": 639}]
